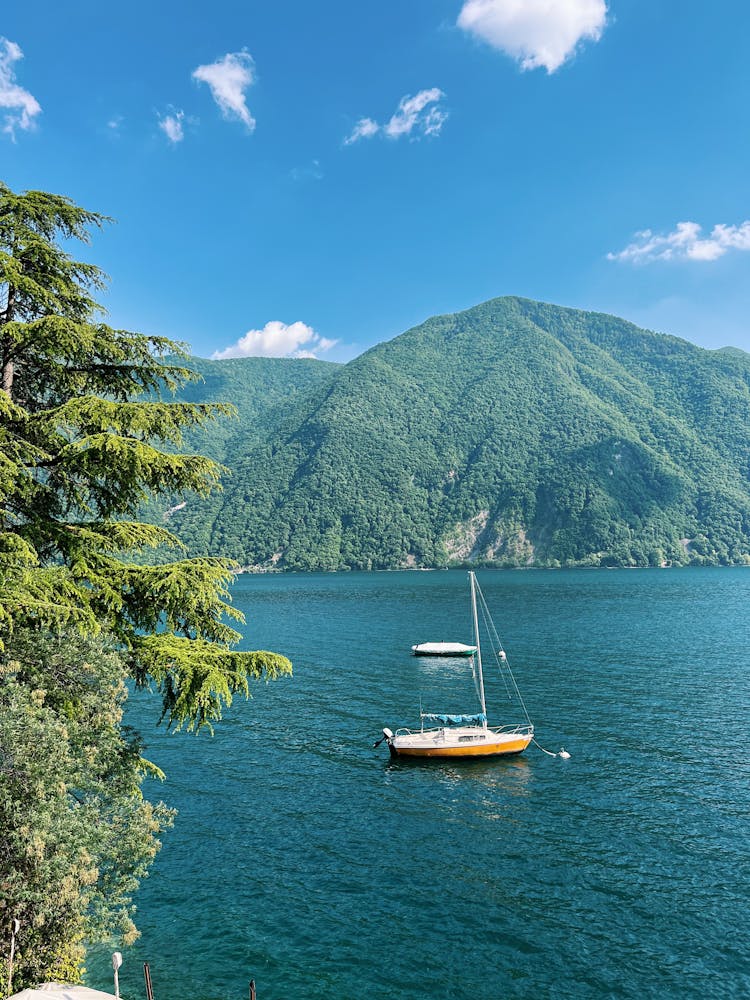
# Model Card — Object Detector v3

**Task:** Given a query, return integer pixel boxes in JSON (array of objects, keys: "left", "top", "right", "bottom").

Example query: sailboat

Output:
[{"left": 381, "top": 571, "right": 534, "bottom": 759}]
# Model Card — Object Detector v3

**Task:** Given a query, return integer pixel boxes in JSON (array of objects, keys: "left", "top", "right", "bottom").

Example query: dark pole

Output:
[
  {"left": 143, "top": 962, "right": 154, "bottom": 1000},
  {"left": 249, "top": 979, "right": 256, "bottom": 1000}
]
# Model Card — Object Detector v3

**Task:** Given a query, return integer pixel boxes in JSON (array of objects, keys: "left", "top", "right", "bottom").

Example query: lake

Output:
[{"left": 89, "top": 568, "right": 750, "bottom": 999}]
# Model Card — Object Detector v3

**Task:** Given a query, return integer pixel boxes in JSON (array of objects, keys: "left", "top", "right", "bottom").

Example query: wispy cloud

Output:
[
  {"left": 103, "top": 115, "right": 125, "bottom": 141},
  {"left": 345, "top": 89, "right": 448, "bottom": 145},
  {"left": 0, "top": 38, "right": 41, "bottom": 139},
  {"left": 457, "top": 0, "right": 607, "bottom": 73},
  {"left": 158, "top": 109, "right": 186, "bottom": 144},
  {"left": 289, "top": 159, "right": 324, "bottom": 182},
  {"left": 608, "top": 221, "right": 750, "bottom": 264},
  {"left": 192, "top": 51, "right": 256, "bottom": 131},
  {"left": 346, "top": 118, "right": 380, "bottom": 145},
  {"left": 211, "top": 321, "right": 338, "bottom": 359}
]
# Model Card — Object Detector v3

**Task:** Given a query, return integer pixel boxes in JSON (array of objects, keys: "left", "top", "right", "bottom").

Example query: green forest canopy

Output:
[{"left": 160, "top": 297, "right": 750, "bottom": 571}]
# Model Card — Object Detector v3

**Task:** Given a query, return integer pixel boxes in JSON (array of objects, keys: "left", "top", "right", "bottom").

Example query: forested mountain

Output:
[
  {"left": 146, "top": 355, "right": 338, "bottom": 550},
  {"left": 166, "top": 354, "right": 339, "bottom": 461},
  {"left": 167, "top": 297, "right": 750, "bottom": 569}
]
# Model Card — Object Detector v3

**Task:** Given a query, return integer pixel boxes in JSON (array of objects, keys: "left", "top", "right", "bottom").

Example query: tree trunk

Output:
[
  {"left": 2, "top": 352, "right": 14, "bottom": 395},
  {"left": 1, "top": 284, "right": 15, "bottom": 396}
]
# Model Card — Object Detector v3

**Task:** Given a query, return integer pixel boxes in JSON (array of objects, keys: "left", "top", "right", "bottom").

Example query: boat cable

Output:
[
  {"left": 477, "top": 598, "right": 514, "bottom": 702},
  {"left": 475, "top": 578, "right": 571, "bottom": 760},
  {"left": 475, "top": 580, "right": 533, "bottom": 727},
  {"left": 532, "top": 737, "right": 571, "bottom": 759},
  {"left": 467, "top": 600, "right": 484, "bottom": 709}
]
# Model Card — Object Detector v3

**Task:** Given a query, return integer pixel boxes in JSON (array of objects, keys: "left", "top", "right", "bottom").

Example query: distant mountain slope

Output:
[
  {"left": 151, "top": 356, "right": 338, "bottom": 551},
  {"left": 169, "top": 298, "right": 750, "bottom": 569},
  {"left": 174, "top": 355, "right": 339, "bottom": 460}
]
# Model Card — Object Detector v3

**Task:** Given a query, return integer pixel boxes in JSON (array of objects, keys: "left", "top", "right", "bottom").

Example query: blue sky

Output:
[{"left": 2, "top": 1, "right": 749, "bottom": 362}]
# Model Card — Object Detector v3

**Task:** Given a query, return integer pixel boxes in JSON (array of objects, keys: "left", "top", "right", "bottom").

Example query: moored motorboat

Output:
[{"left": 411, "top": 641, "right": 477, "bottom": 657}]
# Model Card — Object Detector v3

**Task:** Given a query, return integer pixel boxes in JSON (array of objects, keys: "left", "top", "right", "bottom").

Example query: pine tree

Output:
[{"left": 0, "top": 182, "right": 291, "bottom": 729}]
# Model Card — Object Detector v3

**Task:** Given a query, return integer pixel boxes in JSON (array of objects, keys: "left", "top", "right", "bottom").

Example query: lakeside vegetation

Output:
[
  {"left": 0, "top": 183, "right": 291, "bottom": 992},
  {"left": 164, "top": 297, "right": 750, "bottom": 571}
]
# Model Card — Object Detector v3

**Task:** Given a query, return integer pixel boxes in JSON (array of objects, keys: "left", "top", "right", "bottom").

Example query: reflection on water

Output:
[
  {"left": 384, "top": 753, "right": 535, "bottom": 830},
  {"left": 385, "top": 752, "right": 532, "bottom": 788},
  {"left": 412, "top": 655, "right": 474, "bottom": 676}
]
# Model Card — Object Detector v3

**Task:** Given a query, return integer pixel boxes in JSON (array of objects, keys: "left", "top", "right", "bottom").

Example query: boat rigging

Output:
[{"left": 379, "top": 572, "right": 568, "bottom": 760}]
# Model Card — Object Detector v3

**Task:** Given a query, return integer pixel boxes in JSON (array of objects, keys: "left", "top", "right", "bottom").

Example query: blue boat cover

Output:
[{"left": 422, "top": 713, "right": 487, "bottom": 726}]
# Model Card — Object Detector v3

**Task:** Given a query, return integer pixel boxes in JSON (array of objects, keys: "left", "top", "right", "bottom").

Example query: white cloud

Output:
[
  {"left": 457, "top": 0, "right": 607, "bottom": 73},
  {"left": 192, "top": 51, "right": 256, "bottom": 131},
  {"left": 384, "top": 89, "right": 448, "bottom": 138},
  {"left": 608, "top": 221, "right": 750, "bottom": 264},
  {"left": 0, "top": 38, "right": 41, "bottom": 139},
  {"left": 345, "top": 89, "right": 447, "bottom": 145},
  {"left": 211, "top": 321, "right": 338, "bottom": 359},
  {"left": 159, "top": 109, "right": 185, "bottom": 144},
  {"left": 345, "top": 117, "right": 380, "bottom": 145},
  {"left": 315, "top": 336, "right": 339, "bottom": 353}
]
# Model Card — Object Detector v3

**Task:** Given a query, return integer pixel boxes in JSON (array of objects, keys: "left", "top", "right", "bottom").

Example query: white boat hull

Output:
[
  {"left": 383, "top": 724, "right": 533, "bottom": 759},
  {"left": 411, "top": 642, "right": 477, "bottom": 657}
]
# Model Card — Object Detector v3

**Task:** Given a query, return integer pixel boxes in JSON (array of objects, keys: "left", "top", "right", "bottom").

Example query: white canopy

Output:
[{"left": 10, "top": 984, "right": 117, "bottom": 1000}]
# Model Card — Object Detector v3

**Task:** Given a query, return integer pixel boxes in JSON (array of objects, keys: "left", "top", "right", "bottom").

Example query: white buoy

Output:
[{"left": 558, "top": 748, "right": 571, "bottom": 759}]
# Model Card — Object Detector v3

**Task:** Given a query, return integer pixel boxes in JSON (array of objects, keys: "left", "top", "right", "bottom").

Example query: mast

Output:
[{"left": 469, "top": 571, "right": 487, "bottom": 723}]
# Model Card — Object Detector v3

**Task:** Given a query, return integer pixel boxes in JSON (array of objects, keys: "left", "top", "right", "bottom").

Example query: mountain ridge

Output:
[{"left": 166, "top": 296, "right": 750, "bottom": 570}]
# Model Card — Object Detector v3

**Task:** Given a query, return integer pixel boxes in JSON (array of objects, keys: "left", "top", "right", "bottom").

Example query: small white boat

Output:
[
  {"left": 411, "top": 641, "right": 477, "bottom": 657},
  {"left": 382, "top": 572, "right": 534, "bottom": 760}
]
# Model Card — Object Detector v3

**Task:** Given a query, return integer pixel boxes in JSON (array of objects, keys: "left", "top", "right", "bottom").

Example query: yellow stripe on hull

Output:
[{"left": 394, "top": 735, "right": 532, "bottom": 758}]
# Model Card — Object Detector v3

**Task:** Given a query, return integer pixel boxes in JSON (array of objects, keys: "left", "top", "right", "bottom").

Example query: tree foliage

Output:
[
  {"left": 0, "top": 182, "right": 291, "bottom": 729},
  {"left": 0, "top": 629, "right": 174, "bottom": 994},
  {"left": 0, "top": 181, "right": 294, "bottom": 988}
]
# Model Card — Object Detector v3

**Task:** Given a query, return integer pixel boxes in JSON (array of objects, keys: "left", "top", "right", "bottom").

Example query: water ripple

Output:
[{"left": 88, "top": 568, "right": 750, "bottom": 1000}]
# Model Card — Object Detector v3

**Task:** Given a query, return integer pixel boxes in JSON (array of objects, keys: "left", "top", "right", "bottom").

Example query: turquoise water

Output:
[{"left": 90, "top": 569, "right": 750, "bottom": 999}]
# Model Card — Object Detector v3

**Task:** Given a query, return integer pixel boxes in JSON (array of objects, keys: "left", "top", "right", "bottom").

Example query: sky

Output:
[{"left": 2, "top": 0, "right": 749, "bottom": 363}]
